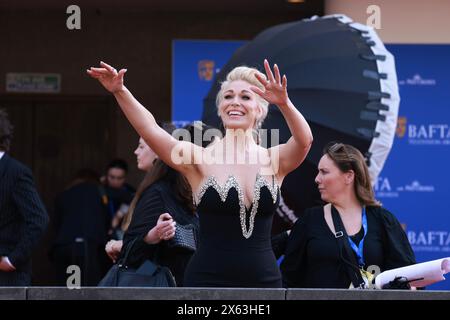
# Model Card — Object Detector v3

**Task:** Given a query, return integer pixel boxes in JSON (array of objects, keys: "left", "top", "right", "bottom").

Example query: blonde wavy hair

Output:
[{"left": 216, "top": 66, "right": 269, "bottom": 129}]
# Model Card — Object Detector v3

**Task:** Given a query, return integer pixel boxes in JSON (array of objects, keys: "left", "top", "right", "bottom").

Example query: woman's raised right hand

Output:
[{"left": 87, "top": 61, "right": 127, "bottom": 93}]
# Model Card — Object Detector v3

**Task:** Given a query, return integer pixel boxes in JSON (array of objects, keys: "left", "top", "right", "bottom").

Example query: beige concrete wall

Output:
[{"left": 325, "top": 0, "right": 450, "bottom": 43}]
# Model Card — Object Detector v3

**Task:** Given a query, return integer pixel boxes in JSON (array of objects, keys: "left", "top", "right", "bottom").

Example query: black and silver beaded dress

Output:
[{"left": 183, "top": 173, "right": 282, "bottom": 288}]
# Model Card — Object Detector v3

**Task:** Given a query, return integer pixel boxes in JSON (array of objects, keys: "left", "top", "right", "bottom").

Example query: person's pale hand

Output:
[
  {"left": 144, "top": 213, "right": 176, "bottom": 244},
  {"left": 147, "top": 213, "right": 176, "bottom": 244},
  {"left": 105, "top": 240, "right": 122, "bottom": 263},
  {"left": 251, "top": 59, "right": 289, "bottom": 107},
  {"left": 87, "top": 61, "right": 127, "bottom": 93},
  {"left": 156, "top": 213, "right": 176, "bottom": 241}
]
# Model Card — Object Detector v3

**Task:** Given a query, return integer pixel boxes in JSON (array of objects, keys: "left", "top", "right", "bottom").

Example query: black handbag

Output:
[
  {"left": 381, "top": 277, "right": 412, "bottom": 289},
  {"left": 168, "top": 223, "right": 197, "bottom": 252},
  {"left": 98, "top": 237, "right": 176, "bottom": 287},
  {"left": 381, "top": 276, "right": 425, "bottom": 289}
]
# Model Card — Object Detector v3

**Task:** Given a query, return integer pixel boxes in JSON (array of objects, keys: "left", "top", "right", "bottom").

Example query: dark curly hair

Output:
[{"left": 0, "top": 109, "right": 13, "bottom": 152}]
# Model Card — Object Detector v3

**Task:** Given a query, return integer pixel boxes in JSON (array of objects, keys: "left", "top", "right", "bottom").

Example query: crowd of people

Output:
[{"left": 0, "top": 59, "right": 415, "bottom": 288}]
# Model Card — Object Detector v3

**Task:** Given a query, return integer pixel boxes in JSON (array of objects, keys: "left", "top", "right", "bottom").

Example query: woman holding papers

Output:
[{"left": 278, "top": 142, "right": 416, "bottom": 288}]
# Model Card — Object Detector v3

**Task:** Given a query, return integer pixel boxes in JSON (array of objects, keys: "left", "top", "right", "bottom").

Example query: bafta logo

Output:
[
  {"left": 198, "top": 60, "right": 215, "bottom": 81},
  {"left": 396, "top": 116, "right": 407, "bottom": 138}
]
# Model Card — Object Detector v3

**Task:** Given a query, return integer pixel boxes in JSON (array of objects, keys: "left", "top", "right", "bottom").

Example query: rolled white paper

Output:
[{"left": 375, "top": 257, "right": 450, "bottom": 289}]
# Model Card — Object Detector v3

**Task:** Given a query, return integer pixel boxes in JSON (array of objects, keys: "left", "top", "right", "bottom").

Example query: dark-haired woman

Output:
[{"left": 103, "top": 135, "right": 198, "bottom": 287}]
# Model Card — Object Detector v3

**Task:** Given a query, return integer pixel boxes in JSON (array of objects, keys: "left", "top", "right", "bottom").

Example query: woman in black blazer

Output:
[
  {"left": 117, "top": 156, "right": 198, "bottom": 286},
  {"left": 104, "top": 122, "right": 215, "bottom": 286},
  {"left": 274, "top": 142, "right": 416, "bottom": 289}
]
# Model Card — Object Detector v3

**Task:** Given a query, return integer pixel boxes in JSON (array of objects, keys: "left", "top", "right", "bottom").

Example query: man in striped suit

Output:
[{"left": 0, "top": 109, "right": 49, "bottom": 286}]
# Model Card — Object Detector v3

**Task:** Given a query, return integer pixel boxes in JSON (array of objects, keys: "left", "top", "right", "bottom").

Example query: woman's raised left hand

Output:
[{"left": 251, "top": 59, "right": 289, "bottom": 107}]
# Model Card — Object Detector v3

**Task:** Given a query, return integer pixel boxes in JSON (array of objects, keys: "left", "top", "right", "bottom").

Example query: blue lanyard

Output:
[{"left": 347, "top": 207, "right": 367, "bottom": 267}]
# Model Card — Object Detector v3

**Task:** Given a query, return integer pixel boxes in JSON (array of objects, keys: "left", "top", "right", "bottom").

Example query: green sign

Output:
[{"left": 6, "top": 73, "right": 61, "bottom": 93}]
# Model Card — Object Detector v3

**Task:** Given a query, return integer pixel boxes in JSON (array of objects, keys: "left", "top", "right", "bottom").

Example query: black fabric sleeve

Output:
[
  {"left": 280, "top": 208, "right": 314, "bottom": 288},
  {"left": 271, "top": 231, "right": 289, "bottom": 258},
  {"left": 121, "top": 187, "right": 167, "bottom": 267},
  {"left": 9, "top": 166, "right": 49, "bottom": 267},
  {"left": 377, "top": 207, "right": 416, "bottom": 270}
]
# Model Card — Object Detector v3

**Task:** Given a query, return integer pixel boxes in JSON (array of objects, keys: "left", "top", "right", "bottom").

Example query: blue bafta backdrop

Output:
[{"left": 172, "top": 41, "right": 450, "bottom": 290}]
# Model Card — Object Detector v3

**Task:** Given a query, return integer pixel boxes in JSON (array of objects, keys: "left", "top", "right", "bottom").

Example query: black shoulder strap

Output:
[
  {"left": 331, "top": 205, "right": 366, "bottom": 288},
  {"left": 119, "top": 236, "right": 163, "bottom": 267},
  {"left": 118, "top": 237, "right": 139, "bottom": 267}
]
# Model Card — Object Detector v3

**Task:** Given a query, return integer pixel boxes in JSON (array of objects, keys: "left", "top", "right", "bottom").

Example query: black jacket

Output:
[
  {"left": 278, "top": 205, "right": 416, "bottom": 288},
  {"left": 120, "top": 178, "right": 199, "bottom": 286},
  {"left": 53, "top": 182, "right": 110, "bottom": 246},
  {"left": 0, "top": 154, "right": 49, "bottom": 272}
]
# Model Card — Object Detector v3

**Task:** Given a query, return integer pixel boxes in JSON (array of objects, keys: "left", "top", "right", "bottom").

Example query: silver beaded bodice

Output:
[{"left": 195, "top": 173, "right": 279, "bottom": 239}]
